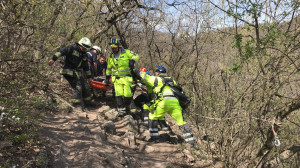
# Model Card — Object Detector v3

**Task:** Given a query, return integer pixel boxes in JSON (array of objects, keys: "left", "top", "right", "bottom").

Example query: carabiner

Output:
[{"left": 274, "top": 136, "right": 281, "bottom": 147}]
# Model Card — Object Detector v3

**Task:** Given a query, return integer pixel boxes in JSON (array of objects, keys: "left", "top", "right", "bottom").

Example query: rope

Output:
[{"left": 272, "top": 118, "right": 281, "bottom": 147}]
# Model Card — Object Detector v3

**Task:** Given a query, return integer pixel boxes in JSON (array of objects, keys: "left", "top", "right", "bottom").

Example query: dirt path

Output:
[{"left": 39, "top": 94, "right": 206, "bottom": 168}]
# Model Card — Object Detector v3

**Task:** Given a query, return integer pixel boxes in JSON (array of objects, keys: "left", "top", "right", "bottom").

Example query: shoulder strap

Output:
[
  {"left": 152, "top": 76, "right": 175, "bottom": 103},
  {"left": 121, "top": 48, "right": 126, "bottom": 53},
  {"left": 162, "top": 76, "right": 174, "bottom": 86},
  {"left": 109, "top": 54, "right": 118, "bottom": 68},
  {"left": 158, "top": 76, "right": 173, "bottom": 93},
  {"left": 154, "top": 77, "right": 158, "bottom": 88}
]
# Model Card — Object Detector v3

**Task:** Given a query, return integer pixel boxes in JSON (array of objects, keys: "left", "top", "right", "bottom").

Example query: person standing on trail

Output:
[
  {"left": 87, "top": 46, "right": 101, "bottom": 78},
  {"left": 48, "top": 37, "right": 97, "bottom": 111},
  {"left": 132, "top": 65, "right": 197, "bottom": 147},
  {"left": 104, "top": 37, "right": 139, "bottom": 116}
]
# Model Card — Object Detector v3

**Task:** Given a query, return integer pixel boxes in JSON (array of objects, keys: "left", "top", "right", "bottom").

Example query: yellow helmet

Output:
[{"left": 109, "top": 37, "right": 120, "bottom": 48}]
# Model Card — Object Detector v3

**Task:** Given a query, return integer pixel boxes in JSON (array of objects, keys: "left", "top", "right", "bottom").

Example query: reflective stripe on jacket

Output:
[
  {"left": 139, "top": 72, "right": 178, "bottom": 100},
  {"left": 52, "top": 44, "right": 90, "bottom": 78},
  {"left": 60, "top": 68, "right": 88, "bottom": 79},
  {"left": 106, "top": 48, "right": 139, "bottom": 77}
]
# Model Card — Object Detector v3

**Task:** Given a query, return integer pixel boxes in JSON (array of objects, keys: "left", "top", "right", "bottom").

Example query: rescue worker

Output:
[
  {"left": 48, "top": 37, "right": 96, "bottom": 111},
  {"left": 129, "top": 67, "right": 151, "bottom": 124},
  {"left": 87, "top": 46, "right": 101, "bottom": 78},
  {"left": 104, "top": 37, "right": 139, "bottom": 116},
  {"left": 132, "top": 65, "right": 197, "bottom": 147},
  {"left": 131, "top": 67, "right": 171, "bottom": 132}
]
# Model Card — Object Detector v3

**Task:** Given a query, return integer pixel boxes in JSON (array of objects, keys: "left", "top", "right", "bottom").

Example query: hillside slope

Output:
[{"left": 39, "top": 91, "right": 211, "bottom": 168}]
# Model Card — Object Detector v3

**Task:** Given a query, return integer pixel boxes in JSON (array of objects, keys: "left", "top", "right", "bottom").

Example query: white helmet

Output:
[
  {"left": 91, "top": 46, "right": 101, "bottom": 54},
  {"left": 78, "top": 37, "right": 91, "bottom": 50}
]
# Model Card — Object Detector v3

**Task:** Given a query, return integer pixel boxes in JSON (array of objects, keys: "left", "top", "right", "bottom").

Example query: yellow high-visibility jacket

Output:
[{"left": 106, "top": 48, "right": 139, "bottom": 77}]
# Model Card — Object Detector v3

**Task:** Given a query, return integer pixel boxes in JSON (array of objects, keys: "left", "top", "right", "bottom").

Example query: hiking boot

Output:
[
  {"left": 84, "top": 100, "right": 98, "bottom": 108},
  {"left": 72, "top": 105, "right": 83, "bottom": 112},
  {"left": 148, "top": 137, "right": 159, "bottom": 143},
  {"left": 161, "top": 126, "right": 170, "bottom": 131},
  {"left": 161, "top": 126, "right": 175, "bottom": 135},
  {"left": 117, "top": 106, "right": 126, "bottom": 114},
  {"left": 139, "top": 124, "right": 148, "bottom": 131},
  {"left": 119, "top": 113, "right": 127, "bottom": 118},
  {"left": 167, "top": 130, "right": 176, "bottom": 136},
  {"left": 117, "top": 109, "right": 127, "bottom": 118},
  {"left": 143, "top": 121, "right": 149, "bottom": 127},
  {"left": 102, "top": 91, "right": 106, "bottom": 97},
  {"left": 143, "top": 116, "right": 149, "bottom": 126},
  {"left": 191, "top": 142, "right": 199, "bottom": 150}
]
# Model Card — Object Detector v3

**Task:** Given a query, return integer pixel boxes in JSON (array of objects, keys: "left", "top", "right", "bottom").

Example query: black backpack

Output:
[{"left": 160, "top": 77, "right": 191, "bottom": 110}]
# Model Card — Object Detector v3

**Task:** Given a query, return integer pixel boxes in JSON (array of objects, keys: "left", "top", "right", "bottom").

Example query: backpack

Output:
[{"left": 160, "top": 77, "right": 191, "bottom": 110}]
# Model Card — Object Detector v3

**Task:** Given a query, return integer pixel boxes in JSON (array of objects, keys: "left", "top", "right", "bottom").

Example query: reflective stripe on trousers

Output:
[
  {"left": 144, "top": 116, "right": 149, "bottom": 125},
  {"left": 163, "top": 97, "right": 177, "bottom": 100},
  {"left": 117, "top": 107, "right": 126, "bottom": 114},
  {"left": 83, "top": 94, "right": 93, "bottom": 101},
  {"left": 70, "top": 98, "right": 81, "bottom": 103},
  {"left": 185, "top": 137, "right": 195, "bottom": 142},
  {"left": 149, "top": 128, "right": 159, "bottom": 137},
  {"left": 60, "top": 68, "right": 74, "bottom": 76},
  {"left": 64, "top": 73, "right": 92, "bottom": 106},
  {"left": 183, "top": 133, "right": 195, "bottom": 142}
]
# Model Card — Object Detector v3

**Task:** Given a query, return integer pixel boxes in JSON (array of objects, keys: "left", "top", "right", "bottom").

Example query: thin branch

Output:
[{"left": 207, "top": 0, "right": 255, "bottom": 27}]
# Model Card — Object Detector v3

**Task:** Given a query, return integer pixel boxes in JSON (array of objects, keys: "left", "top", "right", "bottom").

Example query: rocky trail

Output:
[{"left": 39, "top": 91, "right": 210, "bottom": 168}]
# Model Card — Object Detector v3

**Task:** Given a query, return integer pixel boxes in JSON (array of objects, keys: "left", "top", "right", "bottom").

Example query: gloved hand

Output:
[
  {"left": 105, "top": 75, "right": 111, "bottom": 81},
  {"left": 137, "top": 82, "right": 142, "bottom": 87},
  {"left": 129, "top": 59, "right": 135, "bottom": 69},
  {"left": 104, "top": 75, "right": 111, "bottom": 86},
  {"left": 150, "top": 108, "right": 155, "bottom": 114},
  {"left": 130, "top": 102, "right": 137, "bottom": 113},
  {"left": 102, "top": 79, "right": 108, "bottom": 86},
  {"left": 132, "top": 69, "right": 141, "bottom": 80},
  {"left": 48, "top": 59, "right": 55, "bottom": 66}
]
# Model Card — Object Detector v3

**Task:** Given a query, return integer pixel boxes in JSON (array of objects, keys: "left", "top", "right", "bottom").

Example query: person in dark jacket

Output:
[
  {"left": 48, "top": 37, "right": 96, "bottom": 111},
  {"left": 93, "top": 56, "right": 108, "bottom": 98},
  {"left": 87, "top": 46, "right": 101, "bottom": 78},
  {"left": 96, "top": 56, "right": 107, "bottom": 76}
]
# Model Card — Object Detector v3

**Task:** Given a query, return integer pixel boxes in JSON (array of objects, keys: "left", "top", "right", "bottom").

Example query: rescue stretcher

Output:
[{"left": 88, "top": 76, "right": 113, "bottom": 91}]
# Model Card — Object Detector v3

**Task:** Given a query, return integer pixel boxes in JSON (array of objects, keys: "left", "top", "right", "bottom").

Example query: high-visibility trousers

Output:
[
  {"left": 112, "top": 76, "right": 133, "bottom": 97},
  {"left": 149, "top": 99, "right": 186, "bottom": 126}
]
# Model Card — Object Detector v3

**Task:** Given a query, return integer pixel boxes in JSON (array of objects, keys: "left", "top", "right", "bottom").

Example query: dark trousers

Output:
[
  {"left": 134, "top": 93, "right": 149, "bottom": 109},
  {"left": 64, "top": 75, "right": 92, "bottom": 106}
]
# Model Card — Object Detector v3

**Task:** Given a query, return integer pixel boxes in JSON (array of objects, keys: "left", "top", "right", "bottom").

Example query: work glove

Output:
[
  {"left": 129, "top": 59, "right": 135, "bottom": 69},
  {"left": 104, "top": 75, "right": 111, "bottom": 86},
  {"left": 150, "top": 108, "right": 155, "bottom": 114},
  {"left": 130, "top": 102, "right": 137, "bottom": 113},
  {"left": 132, "top": 69, "right": 141, "bottom": 80},
  {"left": 48, "top": 59, "right": 55, "bottom": 66}
]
